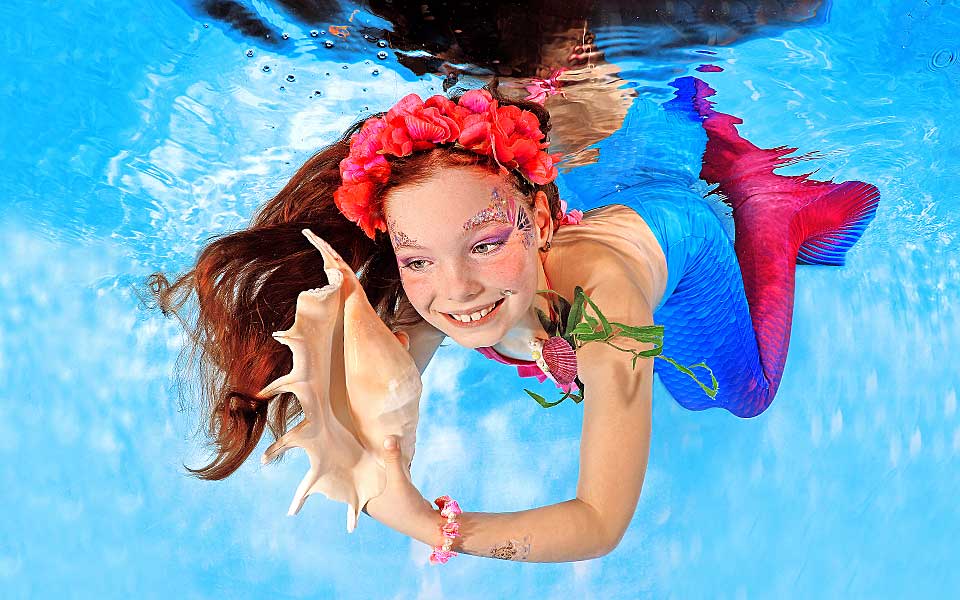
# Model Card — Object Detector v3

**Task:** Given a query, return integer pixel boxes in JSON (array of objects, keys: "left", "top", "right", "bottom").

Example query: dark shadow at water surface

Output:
[{"left": 192, "top": 0, "right": 830, "bottom": 78}]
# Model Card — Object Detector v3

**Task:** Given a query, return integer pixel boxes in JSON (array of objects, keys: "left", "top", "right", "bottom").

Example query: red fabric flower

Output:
[
  {"left": 333, "top": 181, "right": 386, "bottom": 239},
  {"left": 332, "top": 89, "right": 562, "bottom": 240},
  {"left": 519, "top": 151, "right": 562, "bottom": 185},
  {"left": 380, "top": 93, "right": 460, "bottom": 156}
]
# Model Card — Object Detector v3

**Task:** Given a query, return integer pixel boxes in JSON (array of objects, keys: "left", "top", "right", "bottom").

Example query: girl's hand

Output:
[{"left": 363, "top": 436, "right": 438, "bottom": 543}]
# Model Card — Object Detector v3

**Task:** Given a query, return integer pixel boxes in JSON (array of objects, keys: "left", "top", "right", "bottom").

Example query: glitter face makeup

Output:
[
  {"left": 460, "top": 188, "right": 535, "bottom": 251},
  {"left": 461, "top": 189, "right": 513, "bottom": 232},
  {"left": 513, "top": 197, "right": 535, "bottom": 250},
  {"left": 389, "top": 217, "right": 420, "bottom": 250}
]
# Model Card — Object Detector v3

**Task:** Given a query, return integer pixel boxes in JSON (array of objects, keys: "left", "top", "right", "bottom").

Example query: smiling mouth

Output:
[{"left": 442, "top": 297, "right": 505, "bottom": 327}]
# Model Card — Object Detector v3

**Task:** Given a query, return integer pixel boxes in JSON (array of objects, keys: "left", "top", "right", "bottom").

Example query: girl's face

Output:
[{"left": 384, "top": 167, "right": 550, "bottom": 348}]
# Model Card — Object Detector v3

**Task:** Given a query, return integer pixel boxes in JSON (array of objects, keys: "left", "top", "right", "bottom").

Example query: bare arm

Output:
[
  {"left": 411, "top": 499, "right": 609, "bottom": 562},
  {"left": 404, "top": 257, "right": 656, "bottom": 562}
]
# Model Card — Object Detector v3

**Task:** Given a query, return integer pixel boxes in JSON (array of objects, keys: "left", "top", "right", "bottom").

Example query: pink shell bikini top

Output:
[{"left": 474, "top": 345, "right": 552, "bottom": 384}]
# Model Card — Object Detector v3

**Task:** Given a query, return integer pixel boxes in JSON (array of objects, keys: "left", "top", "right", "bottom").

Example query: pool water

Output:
[{"left": 2, "top": 0, "right": 957, "bottom": 597}]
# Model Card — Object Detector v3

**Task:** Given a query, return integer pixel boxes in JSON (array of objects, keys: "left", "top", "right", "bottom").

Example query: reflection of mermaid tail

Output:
[{"left": 665, "top": 76, "right": 880, "bottom": 414}]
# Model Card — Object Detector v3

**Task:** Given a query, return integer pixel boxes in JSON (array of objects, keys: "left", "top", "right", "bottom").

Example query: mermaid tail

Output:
[
  {"left": 667, "top": 76, "right": 880, "bottom": 411},
  {"left": 525, "top": 77, "right": 878, "bottom": 417}
]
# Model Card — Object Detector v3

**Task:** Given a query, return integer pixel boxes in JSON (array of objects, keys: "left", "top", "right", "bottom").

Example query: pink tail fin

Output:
[{"left": 793, "top": 181, "right": 880, "bottom": 266}]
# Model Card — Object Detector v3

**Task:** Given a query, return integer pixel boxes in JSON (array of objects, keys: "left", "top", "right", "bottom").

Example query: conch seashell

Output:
[
  {"left": 257, "top": 229, "right": 422, "bottom": 532},
  {"left": 542, "top": 336, "right": 578, "bottom": 386}
]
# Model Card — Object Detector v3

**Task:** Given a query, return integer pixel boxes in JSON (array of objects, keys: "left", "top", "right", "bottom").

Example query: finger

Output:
[
  {"left": 382, "top": 435, "right": 400, "bottom": 459},
  {"left": 381, "top": 436, "right": 407, "bottom": 478}
]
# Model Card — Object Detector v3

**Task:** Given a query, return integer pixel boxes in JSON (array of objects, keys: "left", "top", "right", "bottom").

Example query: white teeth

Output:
[{"left": 449, "top": 301, "right": 497, "bottom": 322}]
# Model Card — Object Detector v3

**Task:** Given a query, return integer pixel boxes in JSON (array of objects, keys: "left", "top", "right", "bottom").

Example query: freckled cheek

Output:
[
  {"left": 399, "top": 275, "right": 434, "bottom": 312},
  {"left": 480, "top": 243, "right": 529, "bottom": 287}
]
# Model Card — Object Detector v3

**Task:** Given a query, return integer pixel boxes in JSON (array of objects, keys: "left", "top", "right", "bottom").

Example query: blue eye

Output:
[
  {"left": 474, "top": 241, "right": 506, "bottom": 254},
  {"left": 402, "top": 259, "right": 429, "bottom": 272}
]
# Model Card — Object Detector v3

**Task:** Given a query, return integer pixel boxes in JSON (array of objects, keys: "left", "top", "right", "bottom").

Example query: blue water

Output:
[{"left": 2, "top": 0, "right": 958, "bottom": 597}]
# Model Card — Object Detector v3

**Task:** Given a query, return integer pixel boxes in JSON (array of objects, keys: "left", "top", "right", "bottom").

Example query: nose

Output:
[{"left": 439, "top": 260, "right": 483, "bottom": 306}]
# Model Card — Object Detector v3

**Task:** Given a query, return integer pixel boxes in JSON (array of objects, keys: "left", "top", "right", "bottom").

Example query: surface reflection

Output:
[{"left": 189, "top": 0, "right": 829, "bottom": 165}]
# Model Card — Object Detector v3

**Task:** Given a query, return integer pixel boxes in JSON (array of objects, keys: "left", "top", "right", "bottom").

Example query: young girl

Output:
[{"left": 152, "top": 76, "right": 879, "bottom": 564}]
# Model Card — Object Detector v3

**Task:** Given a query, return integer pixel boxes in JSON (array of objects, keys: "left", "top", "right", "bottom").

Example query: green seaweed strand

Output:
[{"left": 523, "top": 287, "right": 719, "bottom": 408}]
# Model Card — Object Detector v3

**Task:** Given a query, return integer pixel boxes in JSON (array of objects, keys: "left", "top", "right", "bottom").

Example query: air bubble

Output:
[
  {"left": 342, "top": 64, "right": 349, "bottom": 69},
  {"left": 286, "top": 74, "right": 296, "bottom": 82},
  {"left": 324, "top": 40, "right": 334, "bottom": 49},
  {"left": 377, "top": 40, "right": 387, "bottom": 48},
  {"left": 372, "top": 69, "right": 380, "bottom": 76},
  {"left": 314, "top": 90, "right": 323, "bottom": 96},
  {"left": 245, "top": 49, "right": 254, "bottom": 57},
  {"left": 282, "top": 32, "right": 289, "bottom": 40},
  {"left": 262, "top": 65, "right": 271, "bottom": 73},
  {"left": 377, "top": 50, "right": 388, "bottom": 60},
  {"left": 279, "top": 86, "right": 285, "bottom": 91},
  {"left": 310, "top": 30, "right": 319, "bottom": 37}
]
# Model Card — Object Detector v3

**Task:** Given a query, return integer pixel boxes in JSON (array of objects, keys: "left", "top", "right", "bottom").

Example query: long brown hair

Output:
[{"left": 149, "top": 83, "right": 563, "bottom": 480}]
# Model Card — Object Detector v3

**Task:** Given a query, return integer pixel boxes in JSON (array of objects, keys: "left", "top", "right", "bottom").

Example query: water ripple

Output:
[{"left": 929, "top": 48, "right": 956, "bottom": 71}]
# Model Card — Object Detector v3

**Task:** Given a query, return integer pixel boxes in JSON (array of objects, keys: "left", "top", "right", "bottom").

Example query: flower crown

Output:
[{"left": 333, "top": 89, "right": 563, "bottom": 239}]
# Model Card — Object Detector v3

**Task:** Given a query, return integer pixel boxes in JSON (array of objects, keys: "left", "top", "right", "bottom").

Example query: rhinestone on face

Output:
[{"left": 462, "top": 190, "right": 510, "bottom": 231}]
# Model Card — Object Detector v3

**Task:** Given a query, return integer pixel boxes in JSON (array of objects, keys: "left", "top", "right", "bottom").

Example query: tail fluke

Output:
[{"left": 793, "top": 180, "right": 880, "bottom": 266}]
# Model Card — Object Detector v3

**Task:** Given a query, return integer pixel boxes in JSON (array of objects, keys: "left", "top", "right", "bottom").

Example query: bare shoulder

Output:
[
  {"left": 392, "top": 301, "right": 445, "bottom": 375},
  {"left": 547, "top": 203, "right": 668, "bottom": 312}
]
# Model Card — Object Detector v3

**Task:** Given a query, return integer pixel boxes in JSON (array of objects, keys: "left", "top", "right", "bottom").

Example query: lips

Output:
[{"left": 442, "top": 297, "right": 505, "bottom": 327}]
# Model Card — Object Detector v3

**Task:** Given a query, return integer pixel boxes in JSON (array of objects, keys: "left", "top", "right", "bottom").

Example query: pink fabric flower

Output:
[
  {"left": 341, "top": 118, "right": 390, "bottom": 184},
  {"left": 560, "top": 209, "right": 584, "bottom": 226},
  {"left": 436, "top": 495, "right": 462, "bottom": 518},
  {"left": 458, "top": 88, "right": 495, "bottom": 114},
  {"left": 557, "top": 199, "right": 584, "bottom": 226},
  {"left": 524, "top": 68, "right": 567, "bottom": 106},
  {"left": 429, "top": 548, "right": 458, "bottom": 565},
  {"left": 441, "top": 521, "right": 460, "bottom": 538}
]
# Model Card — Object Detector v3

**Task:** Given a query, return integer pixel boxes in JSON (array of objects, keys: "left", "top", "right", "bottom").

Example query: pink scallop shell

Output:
[{"left": 542, "top": 336, "right": 578, "bottom": 385}]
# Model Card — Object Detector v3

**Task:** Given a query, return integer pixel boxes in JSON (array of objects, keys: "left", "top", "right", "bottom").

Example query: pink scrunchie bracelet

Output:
[{"left": 428, "top": 495, "right": 462, "bottom": 565}]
